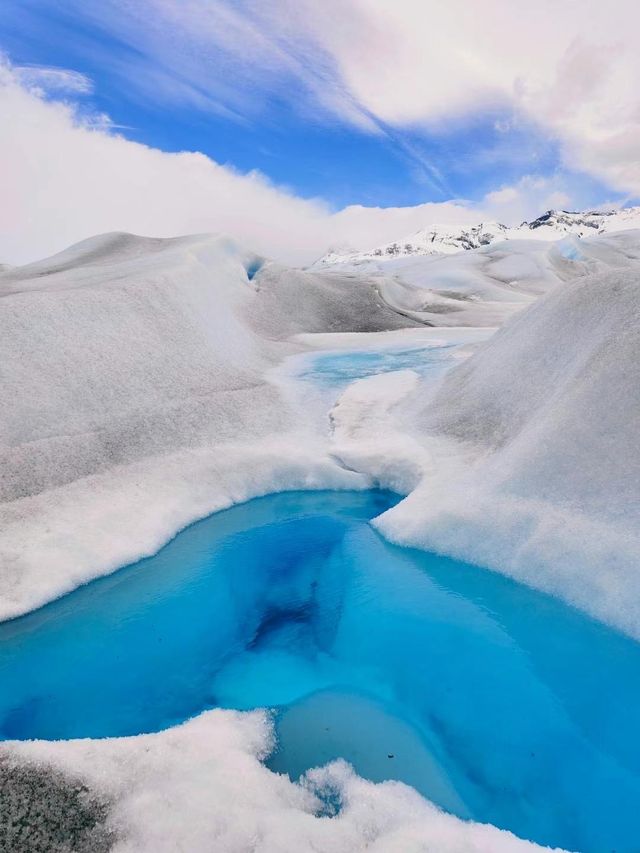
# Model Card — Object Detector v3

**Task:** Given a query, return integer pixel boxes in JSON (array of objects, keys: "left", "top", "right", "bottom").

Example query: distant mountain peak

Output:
[{"left": 314, "top": 206, "right": 640, "bottom": 267}]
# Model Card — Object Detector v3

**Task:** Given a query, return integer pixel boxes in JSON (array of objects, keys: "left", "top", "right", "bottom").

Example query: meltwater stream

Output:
[
  {"left": 1, "top": 491, "right": 640, "bottom": 851},
  {"left": 2, "top": 342, "right": 640, "bottom": 853}
]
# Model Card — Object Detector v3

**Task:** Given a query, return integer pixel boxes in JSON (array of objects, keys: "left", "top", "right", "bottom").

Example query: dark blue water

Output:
[{"left": 1, "top": 489, "right": 640, "bottom": 852}]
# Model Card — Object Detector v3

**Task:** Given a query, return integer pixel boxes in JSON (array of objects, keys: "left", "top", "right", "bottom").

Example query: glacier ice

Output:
[
  {"left": 1, "top": 220, "right": 640, "bottom": 852},
  {"left": 372, "top": 231, "right": 640, "bottom": 637}
]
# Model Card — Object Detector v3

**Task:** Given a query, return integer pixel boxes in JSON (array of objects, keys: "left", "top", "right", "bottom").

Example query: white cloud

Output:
[
  {"left": 0, "top": 64, "right": 483, "bottom": 266},
  {"left": 485, "top": 186, "right": 520, "bottom": 205},
  {"left": 58, "top": 0, "right": 640, "bottom": 197},
  {"left": 291, "top": 0, "right": 640, "bottom": 195},
  {"left": 1, "top": 44, "right": 628, "bottom": 269},
  {"left": 480, "top": 175, "right": 581, "bottom": 223}
]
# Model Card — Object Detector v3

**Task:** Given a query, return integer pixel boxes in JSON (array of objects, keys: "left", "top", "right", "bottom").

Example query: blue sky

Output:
[
  {"left": 0, "top": 0, "right": 627, "bottom": 213},
  {"left": 1, "top": 0, "right": 638, "bottom": 265}
]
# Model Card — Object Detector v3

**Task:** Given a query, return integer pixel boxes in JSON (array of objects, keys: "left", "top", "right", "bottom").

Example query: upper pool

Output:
[
  {"left": 1, "top": 488, "right": 640, "bottom": 852},
  {"left": 296, "top": 342, "right": 458, "bottom": 391}
]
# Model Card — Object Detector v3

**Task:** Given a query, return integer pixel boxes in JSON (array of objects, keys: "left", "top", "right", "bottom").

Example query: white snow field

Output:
[{"left": 1, "top": 219, "right": 639, "bottom": 851}]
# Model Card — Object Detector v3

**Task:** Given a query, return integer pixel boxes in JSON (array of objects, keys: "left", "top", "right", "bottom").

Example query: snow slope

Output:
[
  {"left": 2, "top": 224, "right": 638, "bottom": 638},
  {"left": 346, "top": 229, "right": 640, "bottom": 638},
  {"left": 312, "top": 213, "right": 640, "bottom": 327}
]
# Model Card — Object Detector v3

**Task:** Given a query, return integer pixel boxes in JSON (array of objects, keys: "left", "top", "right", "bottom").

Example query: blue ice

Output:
[{"left": 555, "top": 238, "right": 586, "bottom": 262}]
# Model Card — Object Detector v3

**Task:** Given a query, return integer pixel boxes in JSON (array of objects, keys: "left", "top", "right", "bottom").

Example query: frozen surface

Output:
[
  {"left": 6, "top": 489, "right": 640, "bottom": 850},
  {"left": 0, "top": 231, "right": 415, "bottom": 505},
  {"left": 314, "top": 241, "right": 559, "bottom": 327},
  {"left": 245, "top": 262, "right": 422, "bottom": 337},
  {"left": 2, "top": 225, "right": 640, "bottom": 852}
]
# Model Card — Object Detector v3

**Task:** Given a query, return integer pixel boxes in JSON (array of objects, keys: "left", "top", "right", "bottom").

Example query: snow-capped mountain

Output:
[{"left": 314, "top": 207, "right": 640, "bottom": 266}]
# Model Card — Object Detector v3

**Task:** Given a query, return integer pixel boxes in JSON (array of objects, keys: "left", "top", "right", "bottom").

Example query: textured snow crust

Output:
[
  {"left": 316, "top": 227, "right": 639, "bottom": 327},
  {"left": 1, "top": 711, "right": 556, "bottom": 853}
]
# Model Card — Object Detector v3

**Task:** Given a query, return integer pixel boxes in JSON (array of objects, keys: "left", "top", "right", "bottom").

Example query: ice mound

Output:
[
  {"left": 0, "top": 233, "right": 277, "bottom": 501},
  {"left": 246, "top": 262, "right": 422, "bottom": 337},
  {"left": 374, "top": 240, "right": 561, "bottom": 326},
  {"left": 314, "top": 236, "right": 584, "bottom": 328},
  {"left": 377, "top": 240, "right": 640, "bottom": 636},
  {"left": 317, "top": 223, "right": 640, "bottom": 328},
  {"left": 0, "top": 231, "right": 421, "bottom": 501}
]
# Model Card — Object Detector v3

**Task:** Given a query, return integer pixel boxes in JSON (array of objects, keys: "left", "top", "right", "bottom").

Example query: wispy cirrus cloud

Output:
[
  {"left": 12, "top": 62, "right": 93, "bottom": 96},
  {"left": 42, "top": 0, "right": 638, "bottom": 197}
]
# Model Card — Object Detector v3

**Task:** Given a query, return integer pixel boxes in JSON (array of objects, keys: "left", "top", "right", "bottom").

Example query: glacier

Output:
[{"left": 1, "top": 215, "right": 640, "bottom": 852}]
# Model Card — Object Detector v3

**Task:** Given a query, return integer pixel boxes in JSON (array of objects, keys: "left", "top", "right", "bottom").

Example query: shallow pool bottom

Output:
[{"left": 1, "top": 489, "right": 640, "bottom": 852}]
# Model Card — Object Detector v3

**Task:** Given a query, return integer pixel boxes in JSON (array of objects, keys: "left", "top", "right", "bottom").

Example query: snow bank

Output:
[
  {"left": 0, "top": 233, "right": 271, "bottom": 501},
  {"left": 246, "top": 262, "right": 422, "bottom": 337},
  {"left": 1, "top": 711, "right": 558, "bottom": 853},
  {"left": 374, "top": 239, "right": 640, "bottom": 637}
]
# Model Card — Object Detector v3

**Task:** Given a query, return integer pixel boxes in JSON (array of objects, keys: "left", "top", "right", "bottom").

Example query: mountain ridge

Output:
[{"left": 314, "top": 206, "right": 640, "bottom": 266}]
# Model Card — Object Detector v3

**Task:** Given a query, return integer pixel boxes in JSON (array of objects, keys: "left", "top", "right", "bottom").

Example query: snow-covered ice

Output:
[
  {"left": 1, "top": 218, "right": 640, "bottom": 852},
  {"left": 313, "top": 210, "right": 640, "bottom": 328},
  {"left": 353, "top": 232, "right": 640, "bottom": 637}
]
